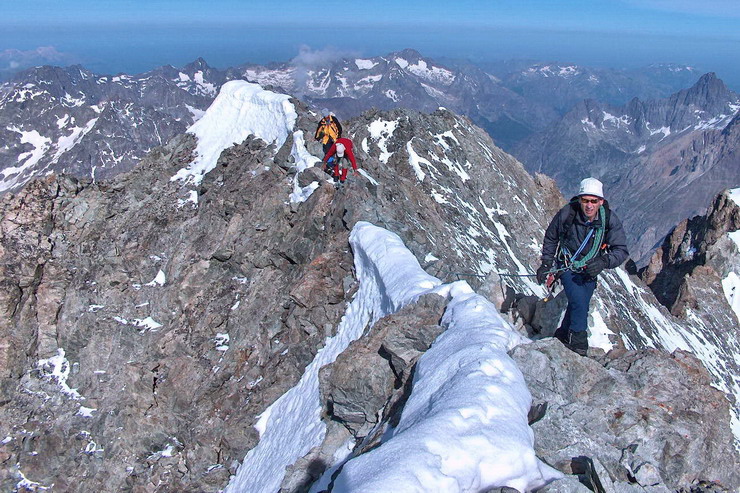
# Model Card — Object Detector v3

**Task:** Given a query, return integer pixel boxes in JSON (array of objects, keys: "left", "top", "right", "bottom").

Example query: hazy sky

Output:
[{"left": 2, "top": 0, "right": 739, "bottom": 87}]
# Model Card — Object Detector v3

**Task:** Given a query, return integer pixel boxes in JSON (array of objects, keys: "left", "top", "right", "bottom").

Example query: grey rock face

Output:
[
  {"left": 319, "top": 294, "right": 447, "bottom": 437},
  {"left": 511, "top": 339, "right": 740, "bottom": 491},
  {"left": 0, "top": 122, "right": 356, "bottom": 491}
]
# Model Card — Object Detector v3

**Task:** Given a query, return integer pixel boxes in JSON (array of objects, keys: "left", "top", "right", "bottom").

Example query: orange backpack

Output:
[{"left": 315, "top": 116, "right": 340, "bottom": 144}]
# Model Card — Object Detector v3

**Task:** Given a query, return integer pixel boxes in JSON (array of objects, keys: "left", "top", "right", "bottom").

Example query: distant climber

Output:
[
  {"left": 323, "top": 137, "right": 358, "bottom": 186},
  {"left": 536, "top": 178, "right": 629, "bottom": 356},
  {"left": 314, "top": 108, "right": 342, "bottom": 174}
]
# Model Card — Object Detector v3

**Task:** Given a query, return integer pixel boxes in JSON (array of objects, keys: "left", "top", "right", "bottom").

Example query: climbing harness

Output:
[
  {"left": 496, "top": 205, "right": 608, "bottom": 302},
  {"left": 557, "top": 205, "right": 607, "bottom": 273}
]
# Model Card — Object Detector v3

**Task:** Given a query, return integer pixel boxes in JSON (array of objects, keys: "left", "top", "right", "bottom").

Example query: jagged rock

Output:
[
  {"left": 319, "top": 294, "right": 447, "bottom": 437},
  {"left": 511, "top": 339, "right": 740, "bottom": 491},
  {"left": 642, "top": 190, "right": 740, "bottom": 324}
]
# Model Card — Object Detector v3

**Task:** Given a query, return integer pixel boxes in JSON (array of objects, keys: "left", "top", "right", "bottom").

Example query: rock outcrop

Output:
[
  {"left": 642, "top": 190, "right": 740, "bottom": 325},
  {"left": 513, "top": 339, "right": 739, "bottom": 491}
]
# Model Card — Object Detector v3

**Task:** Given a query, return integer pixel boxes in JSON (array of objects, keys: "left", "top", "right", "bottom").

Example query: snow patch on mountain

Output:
[
  {"left": 172, "top": 81, "right": 297, "bottom": 185},
  {"left": 289, "top": 130, "right": 321, "bottom": 204},
  {"left": 581, "top": 118, "right": 598, "bottom": 132},
  {"left": 355, "top": 74, "right": 383, "bottom": 92},
  {"left": 729, "top": 187, "right": 740, "bottom": 207},
  {"left": 406, "top": 140, "right": 429, "bottom": 181},
  {"left": 1, "top": 128, "right": 51, "bottom": 192},
  {"left": 193, "top": 71, "right": 216, "bottom": 97},
  {"left": 354, "top": 59, "right": 378, "bottom": 70},
  {"left": 722, "top": 230, "right": 740, "bottom": 322},
  {"left": 243, "top": 67, "right": 296, "bottom": 90},
  {"left": 51, "top": 117, "right": 98, "bottom": 163},
  {"left": 722, "top": 271, "right": 740, "bottom": 323},
  {"left": 647, "top": 123, "right": 671, "bottom": 139},
  {"left": 37, "top": 348, "right": 82, "bottom": 399},
  {"left": 368, "top": 118, "right": 398, "bottom": 163},
  {"left": 602, "top": 111, "right": 632, "bottom": 128},
  {"left": 525, "top": 65, "right": 581, "bottom": 78},
  {"left": 406, "top": 59, "right": 456, "bottom": 85}
]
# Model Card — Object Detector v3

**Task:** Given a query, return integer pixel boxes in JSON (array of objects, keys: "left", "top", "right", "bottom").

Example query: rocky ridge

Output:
[
  {"left": 641, "top": 189, "right": 740, "bottom": 326},
  {"left": 0, "top": 86, "right": 737, "bottom": 491}
]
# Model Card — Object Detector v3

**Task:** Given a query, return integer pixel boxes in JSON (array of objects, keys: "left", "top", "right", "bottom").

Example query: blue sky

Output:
[{"left": 2, "top": 0, "right": 739, "bottom": 88}]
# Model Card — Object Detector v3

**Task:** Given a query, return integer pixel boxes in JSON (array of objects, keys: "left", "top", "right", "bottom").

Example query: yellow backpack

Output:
[{"left": 315, "top": 116, "right": 340, "bottom": 144}]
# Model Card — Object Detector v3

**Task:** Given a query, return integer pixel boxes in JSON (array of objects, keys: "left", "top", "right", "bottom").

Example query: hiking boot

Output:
[
  {"left": 566, "top": 330, "right": 588, "bottom": 356},
  {"left": 553, "top": 326, "right": 568, "bottom": 344}
]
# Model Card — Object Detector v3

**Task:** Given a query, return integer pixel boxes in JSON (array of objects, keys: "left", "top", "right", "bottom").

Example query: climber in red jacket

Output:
[{"left": 322, "top": 137, "right": 358, "bottom": 185}]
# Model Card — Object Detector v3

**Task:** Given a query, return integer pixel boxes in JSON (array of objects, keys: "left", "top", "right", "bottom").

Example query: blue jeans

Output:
[{"left": 559, "top": 271, "right": 596, "bottom": 333}]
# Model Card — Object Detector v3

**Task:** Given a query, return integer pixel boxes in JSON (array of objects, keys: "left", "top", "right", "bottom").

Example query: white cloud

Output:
[
  {"left": 289, "top": 45, "right": 358, "bottom": 95},
  {"left": 0, "top": 46, "right": 77, "bottom": 79}
]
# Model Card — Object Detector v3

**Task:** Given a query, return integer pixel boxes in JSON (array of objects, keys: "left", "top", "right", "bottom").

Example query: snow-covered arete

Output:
[
  {"left": 226, "top": 222, "right": 560, "bottom": 492},
  {"left": 334, "top": 281, "right": 561, "bottom": 492},
  {"left": 171, "top": 81, "right": 298, "bottom": 185}
]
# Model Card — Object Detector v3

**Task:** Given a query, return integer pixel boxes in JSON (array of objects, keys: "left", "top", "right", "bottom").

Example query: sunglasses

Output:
[{"left": 580, "top": 197, "right": 601, "bottom": 204}]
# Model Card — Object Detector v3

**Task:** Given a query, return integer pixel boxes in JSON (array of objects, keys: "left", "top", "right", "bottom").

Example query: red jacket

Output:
[{"left": 323, "top": 138, "right": 357, "bottom": 170}]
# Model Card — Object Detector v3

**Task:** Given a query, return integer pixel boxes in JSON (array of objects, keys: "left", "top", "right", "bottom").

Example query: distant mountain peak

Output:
[
  {"left": 393, "top": 48, "right": 424, "bottom": 60},
  {"left": 184, "top": 57, "right": 211, "bottom": 72},
  {"left": 678, "top": 72, "right": 734, "bottom": 108}
]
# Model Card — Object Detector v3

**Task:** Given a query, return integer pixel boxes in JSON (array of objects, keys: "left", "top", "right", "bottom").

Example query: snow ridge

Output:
[
  {"left": 227, "top": 221, "right": 560, "bottom": 492},
  {"left": 172, "top": 81, "right": 297, "bottom": 185},
  {"left": 334, "top": 231, "right": 560, "bottom": 491}
]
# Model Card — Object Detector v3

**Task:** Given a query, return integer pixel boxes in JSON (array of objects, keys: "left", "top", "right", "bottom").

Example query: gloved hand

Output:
[
  {"left": 584, "top": 256, "right": 608, "bottom": 278},
  {"left": 536, "top": 262, "right": 552, "bottom": 284}
]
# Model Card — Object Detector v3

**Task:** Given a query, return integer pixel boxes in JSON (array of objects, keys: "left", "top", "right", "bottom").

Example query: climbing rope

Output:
[{"left": 564, "top": 205, "right": 606, "bottom": 272}]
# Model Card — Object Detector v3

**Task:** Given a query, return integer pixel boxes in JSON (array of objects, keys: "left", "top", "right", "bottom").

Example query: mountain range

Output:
[
  {"left": 2, "top": 50, "right": 735, "bottom": 268},
  {"left": 0, "top": 49, "right": 711, "bottom": 194},
  {"left": 0, "top": 79, "right": 738, "bottom": 491}
]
